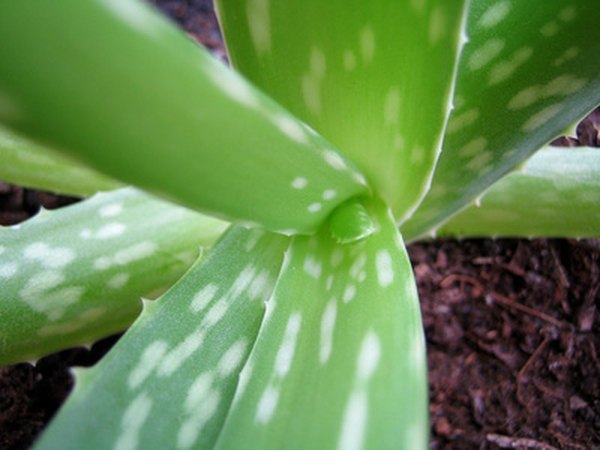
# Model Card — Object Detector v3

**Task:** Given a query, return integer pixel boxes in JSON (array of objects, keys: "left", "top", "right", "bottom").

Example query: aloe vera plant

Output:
[{"left": 0, "top": 0, "right": 598, "bottom": 449}]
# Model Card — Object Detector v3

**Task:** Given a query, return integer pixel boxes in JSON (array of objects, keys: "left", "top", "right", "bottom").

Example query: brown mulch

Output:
[{"left": 1, "top": 1, "right": 599, "bottom": 449}]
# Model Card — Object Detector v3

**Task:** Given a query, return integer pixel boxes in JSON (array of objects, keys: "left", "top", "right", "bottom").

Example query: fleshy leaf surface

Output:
[
  {"left": 0, "top": 0, "right": 367, "bottom": 235},
  {"left": 438, "top": 146, "right": 600, "bottom": 238},
  {"left": 402, "top": 1, "right": 600, "bottom": 239},
  {"left": 0, "top": 188, "right": 227, "bottom": 365},
  {"left": 215, "top": 199, "right": 428, "bottom": 450},
  {"left": 34, "top": 226, "right": 288, "bottom": 450},
  {"left": 216, "top": 0, "right": 468, "bottom": 222},
  {"left": 0, "top": 125, "right": 122, "bottom": 197}
]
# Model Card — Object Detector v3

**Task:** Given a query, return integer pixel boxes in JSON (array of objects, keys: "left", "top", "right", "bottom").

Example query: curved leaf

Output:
[
  {"left": 216, "top": 0, "right": 468, "bottom": 222},
  {"left": 215, "top": 199, "right": 428, "bottom": 450},
  {"left": 0, "top": 0, "right": 367, "bottom": 235},
  {"left": 438, "top": 146, "right": 600, "bottom": 238},
  {"left": 33, "top": 226, "right": 288, "bottom": 450},
  {"left": 0, "top": 188, "right": 227, "bottom": 366},
  {"left": 402, "top": 1, "right": 600, "bottom": 239},
  {"left": 0, "top": 125, "right": 121, "bottom": 197}
]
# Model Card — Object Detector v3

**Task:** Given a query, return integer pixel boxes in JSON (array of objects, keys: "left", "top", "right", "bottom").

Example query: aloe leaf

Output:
[
  {"left": 402, "top": 1, "right": 600, "bottom": 240},
  {"left": 437, "top": 146, "right": 600, "bottom": 238},
  {"left": 0, "top": 125, "right": 122, "bottom": 197},
  {"left": 0, "top": 0, "right": 367, "bottom": 235},
  {"left": 0, "top": 188, "right": 227, "bottom": 366},
  {"left": 33, "top": 226, "right": 288, "bottom": 450},
  {"left": 215, "top": 199, "right": 428, "bottom": 450},
  {"left": 216, "top": 0, "right": 468, "bottom": 223}
]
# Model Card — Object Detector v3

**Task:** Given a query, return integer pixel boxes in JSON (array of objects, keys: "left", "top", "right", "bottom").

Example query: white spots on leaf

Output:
[
  {"left": 337, "top": 331, "right": 381, "bottom": 450},
  {"left": 343, "top": 50, "right": 357, "bottom": 71},
  {"left": 522, "top": 104, "right": 563, "bottom": 132},
  {"left": 349, "top": 253, "right": 367, "bottom": 281},
  {"left": 303, "top": 254, "right": 322, "bottom": 279},
  {"left": 323, "top": 149, "right": 348, "bottom": 171},
  {"left": 185, "top": 372, "right": 214, "bottom": 412},
  {"left": 330, "top": 248, "right": 345, "bottom": 268},
  {"left": 338, "top": 391, "right": 368, "bottom": 450},
  {"left": 375, "top": 250, "right": 394, "bottom": 287},
  {"left": 217, "top": 338, "right": 248, "bottom": 378},
  {"left": 246, "top": 0, "right": 271, "bottom": 56},
  {"left": 507, "top": 75, "right": 587, "bottom": 110},
  {"left": 99, "top": 203, "right": 123, "bottom": 218},
  {"left": 157, "top": 329, "right": 207, "bottom": 377},
  {"left": 190, "top": 283, "right": 219, "bottom": 313},
  {"left": 244, "top": 229, "right": 265, "bottom": 252},
  {"left": 383, "top": 87, "right": 401, "bottom": 126},
  {"left": 274, "top": 114, "right": 308, "bottom": 144},
  {"left": 488, "top": 47, "right": 533, "bottom": 86},
  {"left": 326, "top": 274, "right": 334, "bottom": 291},
  {"left": 108, "top": 272, "right": 130, "bottom": 289},
  {"left": 308, "top": 203, "right": 322, "bottom": 213},
  {"left": 0, "top": 263, "right": 18, "bottom": 278},
  {"left": 553, "top": 47, "right": 579, "bottom": 67},
  {"left": 458, "top": 137, "right": 487, "bottom": 158},
  {"left": 114, "top": 391, "right": 152, "bottom": 450},
  {"left": 447, "top": 108, "right": 479, "bottom": 134},
  {"left": 540, "top": 21, "right": 559, "bottom": 37},
  {"left": 256, "top": 385, "right": 280, "bottom": 424},
  {"left": 343, "top": 284, "right": 357, "bottom": 304},
  {"left": 24, "top": 242, "right": 75, "bottom": 269},
  {"left": 468, "top": 38, "right": 504, "bottom": 71},
  {"left": 0, "top": 245, "right": 5, "bottom": 255},
  {"left": 310, "top": 47, "right": 327, "bottom": 78},
  {"left": 393, "top": 133, "right": 405, "bottom": 150},
  {"left": 79, "top": 229, "right": 92, "bottom": 239},
  {"left": 177, "top": 387, "right": 220, "bottom": 449},
  {"left": 478, "top": 1, "right": 511, "bottom": 29},
  {"left": 128, "top": 340, "right": 169, "bottom": 389},
  {"left": 559, "top": 6, "right": 577, "bottom": 22},
  {"left": 291, "top": 176, "right": 308, "bottom": 190},
  {"left": 320, "top": 298, "right": 337, "bottom": 364},
  {"left": 37, "top": 307, "right": 106, "bottom": 337},
  {"left": 357, "top": 331, "right": 382, "bottom": 381},
  {"left": 302, "top": 47, "right": 327, "bottom": 114},
  {"left": 94, "top": 241, "right": 157, "bottom": 270},
  {"left": 466, "top": 151, "right": 494, "bottom": 172},
  {"left": 248, "top": 270, "right": 270, "bottom": 300},
  {"left": 95, "top": 222, "right": 126, "bottom": 240},
  {"left": 359, "top": 26, "right": 375, "bottom": 64},
  {"left": 256, "top": 312, "right": 302, "bottom": 425},
  {"left": 322, "top": 189, "right": 337, "bottom": 200},
  {"left": 203, "top": 296, "right": 230, "bottom": 329},
  {"left": 275, "top": 312, "right": 302, "bottom": 378},
  {"left": 429, "top": 6, "right": 447, "bottom": 45},
  {"left": 20, "top": 270, "right": 64, "bottom": 300}
]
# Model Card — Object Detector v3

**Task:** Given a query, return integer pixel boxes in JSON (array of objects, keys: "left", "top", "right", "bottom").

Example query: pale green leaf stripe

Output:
[
  {"left": 216, "top": 0, "right": 468, "bottom": 223},
  {"left": 0, "top": 0, "right": 367, "bottom": 235},
  {"left": 215, "top": 199, "right": 428, "bottom": 450},
  {"left": 402, "top": 1, "right": 600, "bottom": 239},
  {"left": 34, "top": 226, "right": 288, "bottom": 450},
  {"left": 0, "top": 188, "right": 227, "bottom": 366},
  {"left": 0, "top": 125, "right": 121, "bottom": 197},
  {"left": 438, "top": 147, "right": 600, "bottom": 238}
]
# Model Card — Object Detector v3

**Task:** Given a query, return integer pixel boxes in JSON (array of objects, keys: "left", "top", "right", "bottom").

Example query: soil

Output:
[{"left": 1, "top": 2, "right": 599, "bottom": 449}]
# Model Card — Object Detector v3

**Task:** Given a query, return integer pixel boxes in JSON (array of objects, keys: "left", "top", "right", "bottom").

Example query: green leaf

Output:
[
  {"left": 0, "top": 188, "right": 227, "bottom": 366},
  {"left": 215, "top": 198, "right": 428, "bottom": 450},
  {"left": 0, "top": 0, "right": 367, "bottom": 235},
  {"left": 0, "top": 125, "right": 122, "bottom": 197},
  {"left": 402, "top": 1, "right": 600, "bottom": 239},
  {"left": 33, "top": 226, "right": 288, "bottom": 450},
  {"left": 216, "top": 0, "right": 468, "bottom": 223},
  {"left": 437, "top": 146, "right": 600, "bottom": 238}
]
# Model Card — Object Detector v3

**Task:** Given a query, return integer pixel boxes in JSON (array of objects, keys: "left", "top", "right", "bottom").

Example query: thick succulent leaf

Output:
[
  {"left": 0, "top": 0, "right": 367, "bottom": 235},
  {"left": 34, "top": 226, "right": 288, "bottom": 450},
  {"left": 0, "top": 188, "right": 227, "bottom": 366},
  {"left": 216, "top": 0, "right": 468, "bottom": 222},
  {"left": 0, "top": 125, "right": 121, "bottom": 197},
  {"left": 215, "top": 199, "right": 428, "bottom": 450},
  {"left": 437, "top": 146, "right": 600, "bottom": 238},
  {"left": 402, "top": 1, "right": 600, "bottom": 239}
]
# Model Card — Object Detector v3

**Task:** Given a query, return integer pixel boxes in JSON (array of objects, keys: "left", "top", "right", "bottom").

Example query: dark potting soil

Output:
[{"left": 1, "top": 1, "right": 599, "bottom": 449}]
